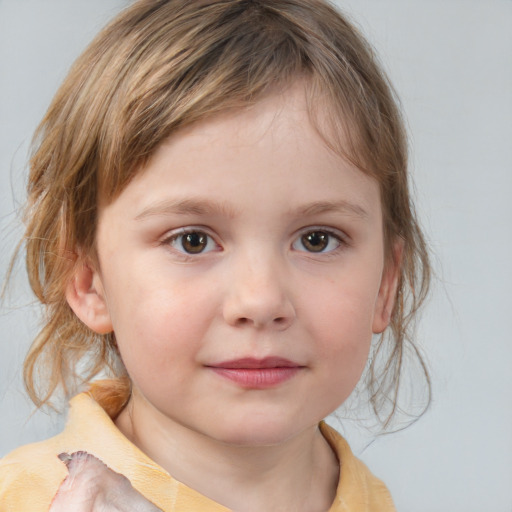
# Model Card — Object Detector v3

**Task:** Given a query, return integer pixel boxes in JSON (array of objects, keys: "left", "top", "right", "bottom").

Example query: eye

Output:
[
  {"left": 293, "top": 230, "right": 342, "bottom": 253},
  {"left": 166, "top": 230, "right": 217, "bottom": 254}
]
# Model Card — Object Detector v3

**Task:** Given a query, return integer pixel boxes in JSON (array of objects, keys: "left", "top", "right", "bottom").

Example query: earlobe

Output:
[
  {"left": 372, "top": 242, "right": 403, "bottom": 334},
  {"left": 65, "top": 260, "right": 113, "bottom": 334}
]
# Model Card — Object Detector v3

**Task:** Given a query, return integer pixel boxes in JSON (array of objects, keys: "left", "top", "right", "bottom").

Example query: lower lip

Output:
[{"left": 210, "top": 367, "right": 301, "bottom": 389}]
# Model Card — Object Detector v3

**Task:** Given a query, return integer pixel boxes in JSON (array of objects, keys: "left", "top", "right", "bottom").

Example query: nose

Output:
[{"left": 222, "top": 253, "right": 296, "bottom": 331}]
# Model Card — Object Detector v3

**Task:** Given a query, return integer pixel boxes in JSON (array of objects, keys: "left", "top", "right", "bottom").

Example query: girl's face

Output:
[{"left": 71, "top": 84, "right": 398, "bottom": 446}]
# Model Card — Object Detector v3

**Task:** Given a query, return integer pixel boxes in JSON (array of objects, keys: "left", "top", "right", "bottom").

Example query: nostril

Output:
[{"left": 235, "top": 316, "right": 288, "bottom": 327}]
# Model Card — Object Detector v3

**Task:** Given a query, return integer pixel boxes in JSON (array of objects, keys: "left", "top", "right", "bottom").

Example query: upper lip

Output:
[{"left": 207, "top": 357, "right": 302, "bottom": 369}]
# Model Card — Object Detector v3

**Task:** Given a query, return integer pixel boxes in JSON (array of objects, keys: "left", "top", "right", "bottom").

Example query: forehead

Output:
[
  {"left": 100, "top": 75, "right": 379, "bottom": 209},
  {"left": 98, "top": 84, "right": 381, "bottom": 227}
]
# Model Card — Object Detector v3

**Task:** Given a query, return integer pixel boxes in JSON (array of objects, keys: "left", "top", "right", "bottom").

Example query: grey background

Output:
[{"left": 1, "top": 1, "right": 511, "bottom": 510}]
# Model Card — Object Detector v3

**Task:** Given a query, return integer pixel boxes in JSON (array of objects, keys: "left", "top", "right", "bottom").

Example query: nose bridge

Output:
[{"left": 223, "top": 246, "right": 295, "bottom": 329}]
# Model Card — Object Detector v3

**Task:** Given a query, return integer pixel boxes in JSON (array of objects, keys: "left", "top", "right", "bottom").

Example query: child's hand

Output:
[{"left": 49, "top": 451, "right": 163, "bottom": 511}]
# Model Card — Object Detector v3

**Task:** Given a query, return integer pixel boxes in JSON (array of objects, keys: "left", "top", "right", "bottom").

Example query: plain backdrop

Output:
[{"left": 0, "top": 1, "right": 511, "bottom": 511}]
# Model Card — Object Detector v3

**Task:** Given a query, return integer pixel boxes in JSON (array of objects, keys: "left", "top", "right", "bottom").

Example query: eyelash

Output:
[
  {"left": 162, "top": 228, "right": 220, "bottom": 257},
  {"left": 161, "top": 227, "right": 347, "bottom": 257},
  {"left": 292, "top": 228, "right": 346, "bottom": 255}
]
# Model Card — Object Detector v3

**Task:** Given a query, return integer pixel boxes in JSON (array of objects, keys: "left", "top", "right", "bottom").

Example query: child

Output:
[{"left": 0, "top": 0, "right": 431, "bottom": 510}]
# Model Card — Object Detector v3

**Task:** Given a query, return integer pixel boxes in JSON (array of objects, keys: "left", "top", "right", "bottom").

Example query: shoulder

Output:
[
  {"left": 0, "top": 382, "right": 131, "bottom": 511},
  {"left": 320, "top": 422, "right": 396, "bottom": 512},
  {"left": 0, "top": 438, "right": 67, "bottom": 511}
]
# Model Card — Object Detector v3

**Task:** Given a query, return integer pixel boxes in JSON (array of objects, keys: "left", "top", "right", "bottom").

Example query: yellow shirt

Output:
[{"left": 0, "top": 380, "right": 395, "bottom": 511}]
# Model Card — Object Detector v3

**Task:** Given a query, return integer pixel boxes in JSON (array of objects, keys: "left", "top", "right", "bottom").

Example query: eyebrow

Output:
[
  {"left": 134, "top": 198, "right": 237, "bottom": 221},
  {"left": 134, "top": 197, "right": 369, "bottom": 221},
  {"left": 291, "top": 200, "right": 369, "bottom": 220}
]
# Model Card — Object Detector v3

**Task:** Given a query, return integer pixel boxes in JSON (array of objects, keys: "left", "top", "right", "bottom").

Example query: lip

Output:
[{"left": 206, "top": 357, "right": 304, "bottom": 389}]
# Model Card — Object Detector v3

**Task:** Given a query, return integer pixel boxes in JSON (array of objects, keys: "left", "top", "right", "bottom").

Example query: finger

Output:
[{"left": 50, "top": 451, "right": 163, "bottom": 511}]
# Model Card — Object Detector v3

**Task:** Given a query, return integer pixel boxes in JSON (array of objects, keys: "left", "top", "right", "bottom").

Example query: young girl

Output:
[{"left": 0, "top": 0, "right": 430, "bottom": 510}]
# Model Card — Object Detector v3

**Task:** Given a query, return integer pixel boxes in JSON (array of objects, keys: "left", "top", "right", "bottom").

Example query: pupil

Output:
[
  {"left": 183, "top": 232, "right": 206, "bottom": 253},
  {"left": 303, "top": 232, "right": 328, "bottom": 252}
]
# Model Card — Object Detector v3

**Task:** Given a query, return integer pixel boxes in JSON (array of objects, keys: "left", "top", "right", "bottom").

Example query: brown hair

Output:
[{"left": 21, "top": 0, "right": 430, "bottom": 428}]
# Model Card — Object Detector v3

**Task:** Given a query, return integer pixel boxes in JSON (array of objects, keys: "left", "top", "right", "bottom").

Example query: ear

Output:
[
  {"left": 372, "top": 241, "right": 403, "bottom": 334},
  {"left": 65, "top": 259, "right": 113, "bottom": 334}
]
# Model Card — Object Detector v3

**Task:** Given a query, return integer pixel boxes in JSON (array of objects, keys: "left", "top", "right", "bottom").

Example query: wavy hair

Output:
[{"left": 20, "top": 0, "right": 430, "bottom": 427}]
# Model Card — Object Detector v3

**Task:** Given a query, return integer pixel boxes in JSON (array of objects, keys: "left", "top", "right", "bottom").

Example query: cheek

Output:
[
  {"left": 310, "top": 274, "right": 379, "bottom": 342},
  {"left": 306, "top": 277, "right": 379, "bottom": 387},
  {"left": 104, "top": 265, "right": 220, "bottom": 371}
]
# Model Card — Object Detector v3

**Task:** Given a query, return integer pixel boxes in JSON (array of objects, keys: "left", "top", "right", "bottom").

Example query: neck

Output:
[{"left": 115, "top": 392, "right": 339, "bottom": 512}]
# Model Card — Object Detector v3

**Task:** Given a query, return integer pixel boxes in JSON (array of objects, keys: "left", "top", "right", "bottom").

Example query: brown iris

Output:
[
  {"left": 301, "top": 231, "right": 329, "bottom": 252},
  {"left": 181, "top": 232, "right": 208, "bottom": 253}
]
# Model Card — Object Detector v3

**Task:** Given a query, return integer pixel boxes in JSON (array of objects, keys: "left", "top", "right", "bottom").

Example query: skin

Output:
[
  {"left": 66, "top": 84, "right": 399, "bottom": 511},
  {"left": 49, "top": 452, "right": 163, "bottom": 512}
]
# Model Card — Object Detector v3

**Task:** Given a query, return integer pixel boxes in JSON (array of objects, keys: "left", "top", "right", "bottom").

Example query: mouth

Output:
[{"left": 206, "top": 357, "right": 304, "bottom": 389}]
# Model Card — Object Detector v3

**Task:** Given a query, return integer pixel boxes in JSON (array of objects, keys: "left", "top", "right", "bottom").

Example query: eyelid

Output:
[
  {"left": 161, "top": 226, "right": 221, "bottom": 255},
  {"left": 292, "top": 226, "right": 348, "bottom": 254}
]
